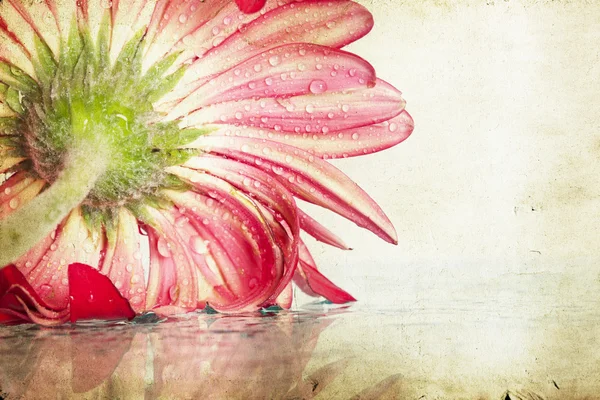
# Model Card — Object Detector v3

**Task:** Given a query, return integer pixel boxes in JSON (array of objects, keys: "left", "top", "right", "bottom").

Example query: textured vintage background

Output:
[
  {"left": 301, "top": 0, "right": 600, "bottom": 311},
  {"left": 296, "top": 1, "right": 600, "bottom": 397}
]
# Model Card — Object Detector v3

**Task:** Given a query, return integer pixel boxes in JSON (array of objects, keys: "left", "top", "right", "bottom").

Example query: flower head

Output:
[{"left": 0, "top": 0, "right": 413, "bottom": 324}]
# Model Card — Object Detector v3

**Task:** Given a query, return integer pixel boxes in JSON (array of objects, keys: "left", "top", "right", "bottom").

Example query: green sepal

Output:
[
  {"left": 0, "top": 63, "right": 38, "bottom": 94},
  {"left": 5, "top": 88, "right": 24, "bottom": 114},
  {"left": 147, "top": 66, "right": 186, "bottom": 103},
  {"left": 139, "top": 51, "right": 182, "bottom": 92},
  {"left": 112, "top": 28, "right": 145, "bottom": 81},
  {"left": 32, "top": 35, "right": 58, "bottom": 88},
  {"left": 0, "top": 117, "right": 19, "bottom": 135}
]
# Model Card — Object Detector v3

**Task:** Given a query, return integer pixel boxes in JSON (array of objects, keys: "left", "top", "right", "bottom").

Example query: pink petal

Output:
[
  {"left": 99, "top": 208, "right": 146, "bottom": 312},
  {"left": 68, "top": 263, "right": 136, "bottom": 322},
  {"left": 164, "top": 0, "right": 373, "bottom": 103},
  {"left": 298, "top": 209, "right": 349, "bottom": 250},
  {"left": 160, "top": 0, "right": 295, "bottom": 75},
  {"left": 293, "top": 242, "right": 356, "bottom": 303},
  {"left": 0, "top": 172, "right": 45, "bottom": 219},
  {"left": 184, "top": 135, "right": 398, "bottom": 244},
  {"left": 180, "top": 79, "right": 405, "bottom": 136},
  {"left": 110, "top": 0, "right": 156, "bottom": 63},
  {"left": 3, "top": 0, "right": 60, "bottom": 57},
  {"left": 165, "top": 43, "right": 376, "bottom": 120},
  {"left": 164, "top": 185, "right": 286, "bottom": 312},
  {"left": 275, "top": 281, "right": 293, "bottom": 309},
  {"left": 208, "top": 110, "right": 414, "bottom": 159},
  {"left": 144, "top": 208, "right": 202, "bottom": 312},
  {"left": 143, "top": 0, "right": 229, "bottom": 71},
  {"left": 25, "top": 208, "right": 104, "bottom": 309},
  {"left": 234, "top": 0, "right": 266, "bottom": 14}
]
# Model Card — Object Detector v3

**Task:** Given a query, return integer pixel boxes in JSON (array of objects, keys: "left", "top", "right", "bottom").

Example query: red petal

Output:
[
  {"left": 234, "top": 0, "right": 266, "bottom": 14},
  {"left": 67, "top": 263, "right": 135, "bottom": 323},
  {"left": 297, "top": 260, "right": 355, "bottom": 304}
]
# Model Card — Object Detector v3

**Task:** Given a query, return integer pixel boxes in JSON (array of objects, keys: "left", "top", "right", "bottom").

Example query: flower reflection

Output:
[{"left": 0, "top": 312, "right": 343, "bottom": 399}]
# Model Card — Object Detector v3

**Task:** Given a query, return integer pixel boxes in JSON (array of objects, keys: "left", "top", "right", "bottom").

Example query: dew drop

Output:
[
  {"left": 126, "top": 264, "right": 133, "bottom": 273},
  {"left": 249, "top": 278, "right": 258, "bottom": 289},
  {"left": 389, "top": 122, "right": 398, "bottom": 132},
  {"left": 190, "top": 236, "right": 208, "bottom": 255},
  {"left": 272, "top": 166, "right": 284, "bottom": 175},
  {"left": 169, "top": 285, "right": 179, "bottom": 302},
  {"left": 8, "top": 198, "right": 18, "bottom": 209},
  {"left": 157, "top": 238, "right": 171, "bottom": 257},
  {"left": 305, "top": 104, "right": 315, "bottom": 113},
  {"left": 179, "top": 14, "right": 188, "bottom": 23},
  {"left": 342, "top": 104, "right": 350, "bottom": 112},
  {"left": 50, "top": 243, "right": 58, "bottom": 251},
  {"left": 352, "top": 133, "right": 360, "bottom": 140},
  {"left": 309, "top": 80, "right": 327, "bottom": 94},
  {"left": 268, "top": 55, "right": 281, "bottom": 66}
]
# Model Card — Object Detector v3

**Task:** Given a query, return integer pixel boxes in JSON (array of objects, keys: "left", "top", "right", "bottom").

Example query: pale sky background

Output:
[{"left": 296, "top": 0, "right": 600, "bottom": 310}]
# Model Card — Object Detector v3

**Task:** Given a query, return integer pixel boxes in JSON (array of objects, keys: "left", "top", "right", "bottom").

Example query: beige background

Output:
[{"left": 298, "top": 0, "right": 600, "bottom": 310}]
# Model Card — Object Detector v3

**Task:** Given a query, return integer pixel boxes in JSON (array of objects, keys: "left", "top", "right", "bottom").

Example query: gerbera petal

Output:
[
  {"left": 165, "top": 0, "right": 373, "bottom": 103},
  {"left": 275, "top": 281, "right": 293, "bottom": 309},
  {"left": 164, "top": 43, "right": 376, "bottom": 119},
  {"left": 179, "top": 79, "right": 404, "bottom": 137},
  {"left": 159, "top": 0, "right": 295, "bottom": 76},
  {"left": 293, "top": 241, "right": 355, "bottom": 303},
  {"left": 183, "top": 135, "right": 398, "bottom": 243},
  {"left": 169, "top": 158, "right": 301, "bottom": 304},
  {"left": 298, "top": 209, "right": 349, "bottom": 250},
  {"left": 99, "top": 207, "right": 146, "bottom": 312},
  {"left": 0, "top": 25, "right": 37, "bottom": 82},
  {"left": 142, "top": 0, "right": 229, "bottom": 71},
  {"left": 0, "top": 172, "right": 45, "bottom": 219},
  {"left": 144, "top": 207, "right": 201, "bottom": 312},
  {"left": 25, "top": 208, "right": 104, "bottom": 309},
  {"left": 110, "top": 0, "right": 156, "bottom": 63},
  {"left": 164, "top": 185, "right": 286, "bottom": 312},
  {"left": 3, "top": 0, "right": 60, "bottom": 57},
  {"left": 206, "top": 110, "right": 414, "bottom": 160},
  {"left": 68, "top": 262, "right": 136, "bottom": 322}
]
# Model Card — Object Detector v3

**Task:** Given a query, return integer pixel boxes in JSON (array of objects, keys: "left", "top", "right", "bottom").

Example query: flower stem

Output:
[{"left": 0, "top": 140, "right": 109, "bottom": 269}]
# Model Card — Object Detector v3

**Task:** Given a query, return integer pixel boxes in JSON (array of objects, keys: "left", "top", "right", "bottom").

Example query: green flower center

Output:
[{"left": 10, "top": 18, "right": 207, "bottom": 211}]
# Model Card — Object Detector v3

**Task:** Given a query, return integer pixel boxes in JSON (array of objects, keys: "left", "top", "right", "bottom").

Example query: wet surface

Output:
[{"left": 1, "top": 290, "right": 599, "bottom": 400}]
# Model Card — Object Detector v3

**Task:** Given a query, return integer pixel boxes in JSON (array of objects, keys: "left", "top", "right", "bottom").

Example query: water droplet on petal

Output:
[
  {"left": 157, "top": 238, "right": 171, "bottom": 257},
  {"left": 352, "top": 133, "right": 360, "bottom": 140},
  {"left": 249, "top": 278, "right": 258, "bottom": 289},
  {"left": 190, "top": 236, "right": 208, "bottom": 255},
  {"left": 8, "top": 198, "right": 18, "bottom": 209},
  {"left": 305, "top": 104, "right": 315, "bottom": 113},
  {"left": 126, "top": 264, "right": 133, "bottom": 273},
  {"left": 309, "top": 80, "right": 327, "bottom": 94},
  {"left": 268, "top": 55, "right": 281, "bottom": 66},
  {"left": 389, "top": 122, "right": 398, "bottom": 132},
  {"left": 169, "top": 285, "right": 179, "bottom": 302},
  {"left": 50, "top": 243, "right": 58, "bottom": 251}
]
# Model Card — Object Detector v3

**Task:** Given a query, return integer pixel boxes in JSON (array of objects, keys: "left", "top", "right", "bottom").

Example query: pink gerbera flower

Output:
[{"left": 0, "top": 0, "right": 413, "bottom": 325}]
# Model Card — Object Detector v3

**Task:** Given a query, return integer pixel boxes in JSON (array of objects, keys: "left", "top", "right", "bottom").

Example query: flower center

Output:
[{"left": 16, "top": 20, "right": 206, "bottom": 210}]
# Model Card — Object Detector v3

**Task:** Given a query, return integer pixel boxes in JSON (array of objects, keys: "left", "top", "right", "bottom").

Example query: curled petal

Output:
[
  {"left": 293, "top": 242, "right": 355, "bottom": 304},
  {"left": 68, "top": 263, "right": 136, "bottom": 323},
  {"left": 275, "top": 281, "right": 293, "bottom": 309},
  {"left": 144, "top": 207, "right": 201, "bottom": 312},
  {"left": 163, "top": 185, "right": 285, "bottom": 312},
  {"left": 184, "top": 136, "right": 398, "bottom": 243}
]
